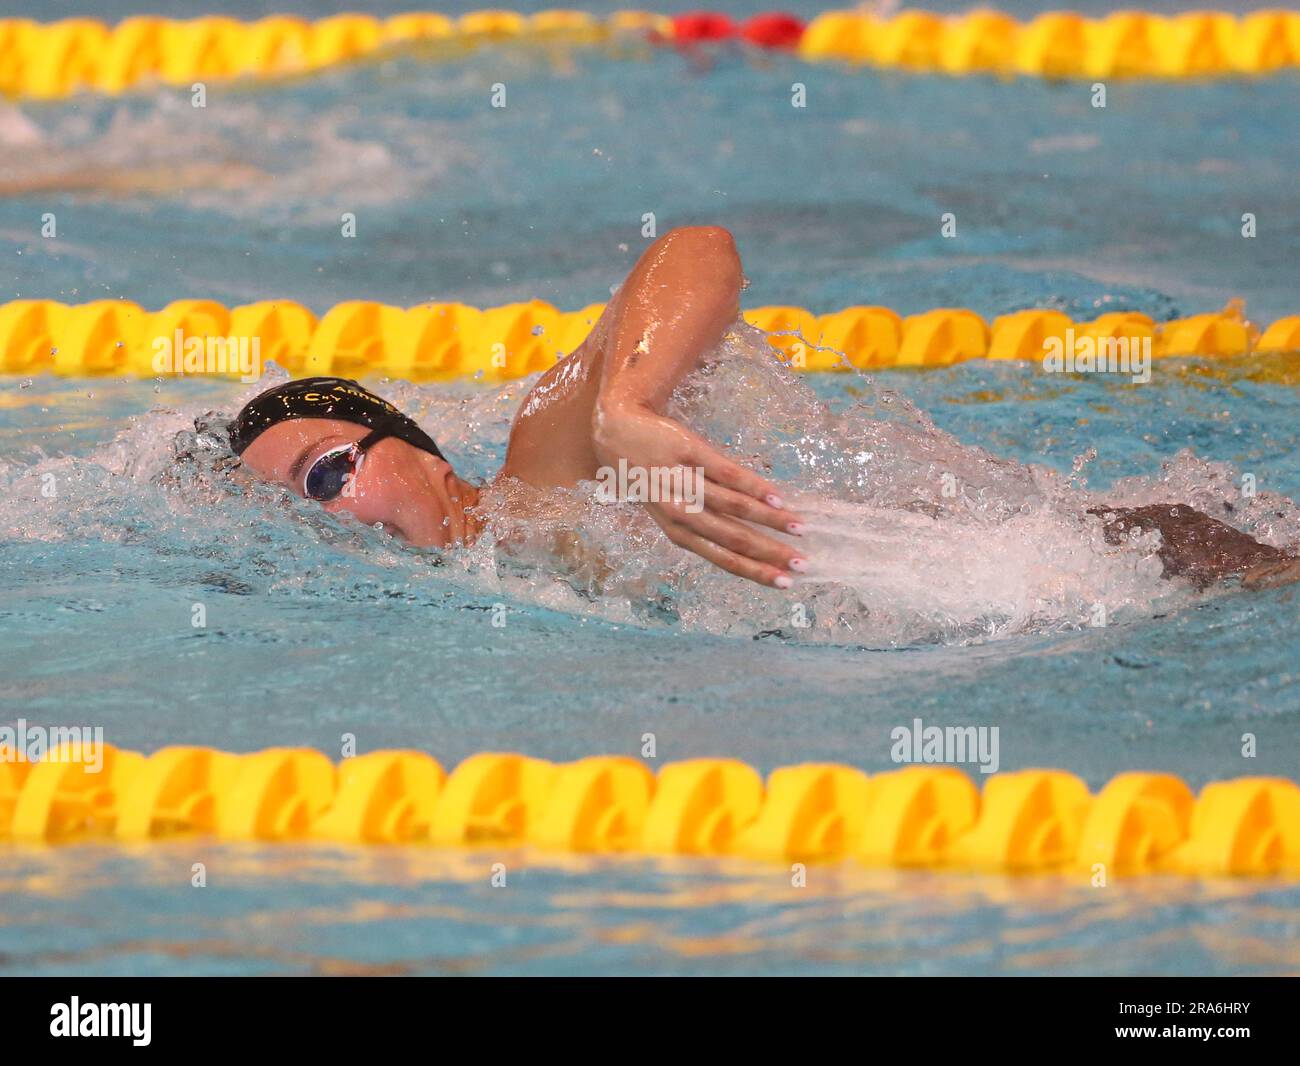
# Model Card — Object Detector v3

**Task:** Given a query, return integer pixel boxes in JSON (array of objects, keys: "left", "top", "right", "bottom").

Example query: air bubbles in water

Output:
[{"left": 6, "top": 321, "right": 1297, "bottom": 649}]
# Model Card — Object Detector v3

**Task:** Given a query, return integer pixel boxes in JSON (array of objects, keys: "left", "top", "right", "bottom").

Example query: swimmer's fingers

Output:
[
  {"left": 654, "top": 515, "right": 791, "bottom": 589},
  {"left": 686, "top": 435, "right": 791, "bottom": 511},
  {"left": 654, "top": 503, "right": 804, "bottom": 586},
  {"left": 702, "top": 480, "right": 803, "bottom": 535}
]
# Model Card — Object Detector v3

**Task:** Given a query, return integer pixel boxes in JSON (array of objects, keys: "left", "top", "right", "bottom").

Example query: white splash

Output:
[{"left": 3, "top": 323, "right": 1297, "bottom": 648}]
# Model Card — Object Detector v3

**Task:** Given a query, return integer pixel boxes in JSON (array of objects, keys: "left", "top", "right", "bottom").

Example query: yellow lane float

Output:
[
  {"left": 2, "top": 742, "right": 1297, "bottom": 878},
  {"left": 2, "top": 298, "right": 1295, "bottom": 381}
]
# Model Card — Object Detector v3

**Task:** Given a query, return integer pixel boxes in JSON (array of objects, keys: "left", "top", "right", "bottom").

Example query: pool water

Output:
[
  {"left": 2, "top": 1, "right": 1299, "bottom": 975},
  {"left": 4, "top": 846, "right": 1299, "bottom": 976}
]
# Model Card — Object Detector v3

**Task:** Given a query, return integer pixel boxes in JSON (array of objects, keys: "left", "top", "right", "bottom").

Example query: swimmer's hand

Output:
[{"left": 593, "top": 403, "right": 806, "bottom": 589}]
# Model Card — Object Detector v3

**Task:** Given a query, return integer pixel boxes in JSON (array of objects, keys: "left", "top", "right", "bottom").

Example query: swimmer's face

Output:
[{"left": 240, "top": 418, "right": 473, "bottom": 548}]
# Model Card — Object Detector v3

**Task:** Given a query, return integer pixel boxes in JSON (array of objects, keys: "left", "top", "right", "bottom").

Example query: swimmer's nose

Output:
[{"left": 323, "top": 436, "right": 450, "bottom": 546}]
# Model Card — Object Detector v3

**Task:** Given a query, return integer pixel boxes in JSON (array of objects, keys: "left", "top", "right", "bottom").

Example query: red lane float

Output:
[{"left": 741, "top": 13, "right": 807, "bottom": 49}]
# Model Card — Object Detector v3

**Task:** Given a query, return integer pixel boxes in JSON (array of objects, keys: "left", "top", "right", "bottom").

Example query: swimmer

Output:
[
  {"left": 227, "top": 225, "right": 1300, "bottom": 592},
  {"left": 233, "top": 227, "right": 808, "bottom": 588}
]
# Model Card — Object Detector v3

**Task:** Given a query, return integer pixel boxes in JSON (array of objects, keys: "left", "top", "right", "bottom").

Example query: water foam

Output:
[{"left": 3, "top": 323, "right": 1297, "bottom": 648}]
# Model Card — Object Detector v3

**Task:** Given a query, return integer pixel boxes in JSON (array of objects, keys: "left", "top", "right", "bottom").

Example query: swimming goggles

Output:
[{"left": 301, "top": 428, "right": 391, "bottom": 502}]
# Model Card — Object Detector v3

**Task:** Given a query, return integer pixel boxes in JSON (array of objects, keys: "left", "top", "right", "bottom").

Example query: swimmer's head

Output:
[{"left": 229, "top": 376, "right": 478, "bottom": 547}]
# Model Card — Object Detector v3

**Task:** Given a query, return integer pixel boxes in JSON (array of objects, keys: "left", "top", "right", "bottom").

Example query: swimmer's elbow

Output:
[
  {"left": 657, "top": 226, "right": 742, "bottom": 290},
  {"left": 660, "top": 225, "right": 739, "bottom": 263}
]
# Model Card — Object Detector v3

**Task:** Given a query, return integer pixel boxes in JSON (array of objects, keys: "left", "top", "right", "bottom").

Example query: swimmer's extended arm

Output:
[
  {"left": 590, "top": 226, "right": 806, "bottom": 588},
  {"left": 503, "top": 226, "right": 805, "bottom": 587}
]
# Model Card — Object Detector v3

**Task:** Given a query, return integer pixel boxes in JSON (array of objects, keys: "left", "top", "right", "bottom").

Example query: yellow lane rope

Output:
[
  {"left": 2, "top": 298, "right": 1297, "bottom": 380},
  {"left": 1, "top": 742, "right": 1296, "bottom": 877},
  {"left": 1, "top": 10, "right": 1298, "bottom": 100}
]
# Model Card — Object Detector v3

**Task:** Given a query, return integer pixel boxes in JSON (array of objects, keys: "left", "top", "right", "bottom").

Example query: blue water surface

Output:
[{"left": 1, "top": 2, "right": 1299, "bottom": 976}]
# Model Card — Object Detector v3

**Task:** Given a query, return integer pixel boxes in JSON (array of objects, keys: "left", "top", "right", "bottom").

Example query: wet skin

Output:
[
  {"left": 240, "top": 417, "right": 482, "bottom": 549},
  {"left": 1091, "top": 505, "right": 1299, "bottom": 589},
  {"left": 240, "top": 226, "right": 808, "bottom": 587},
  {"left": 239, "top": 226, "right": 1299, "bottom": 593}
]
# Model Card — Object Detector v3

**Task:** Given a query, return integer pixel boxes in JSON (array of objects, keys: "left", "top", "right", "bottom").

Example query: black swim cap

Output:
[{"left": 228, "top": 376, "right": 446, "bottom": 461}]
